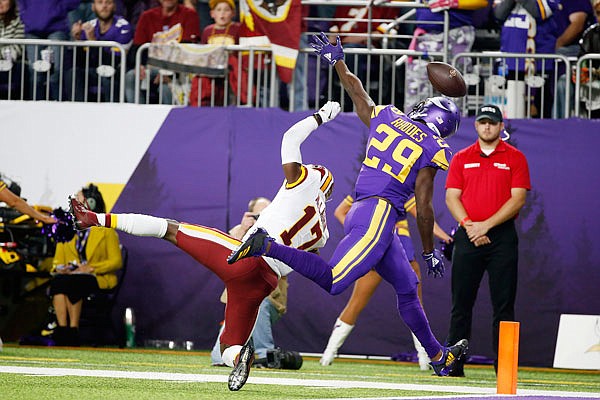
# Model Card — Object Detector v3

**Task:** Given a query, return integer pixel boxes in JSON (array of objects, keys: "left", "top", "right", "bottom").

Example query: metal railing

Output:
[
  {"left": 453, "top": 52, "right": 570, "bottom": 119},
  {"left": 0, "top": 14, "right": 598, "bottom": 120},
  {"left": 575, "top": 54, "right": 600, "bottom": 118},
  {"left": 0, "top": 38, "right": 127, "bottom": 102}
]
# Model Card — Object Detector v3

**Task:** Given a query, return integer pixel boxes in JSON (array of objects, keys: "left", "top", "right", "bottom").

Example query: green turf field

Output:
[{"left": 0, "top": 345, "right": 598, "bottom": 399}]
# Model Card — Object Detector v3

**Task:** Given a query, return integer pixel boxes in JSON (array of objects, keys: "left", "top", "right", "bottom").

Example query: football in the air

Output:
[{"left": 426, "top": 61, "right": 467, "bottom": 97}]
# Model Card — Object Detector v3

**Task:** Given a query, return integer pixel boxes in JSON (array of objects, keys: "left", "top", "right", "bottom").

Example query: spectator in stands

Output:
[
  {"left": 573, "top": 0, "right": 600, "bottom": 118},
  {"left": 121, "top": 0, "right": 159, "bottom": 32},
  {"left": 404, "top": 0, "right": 488, "bottom": 111},
  {"left": 50, "top": 184, "right": 122, "bottom": 346},
  {"left": 555, "top": 0, "right": 594, "bottom": 57},
  {"left": 553, "top": 0, "right": 596, "bottom": 118},
  {"left": 124, "top": 0, "right": 200, "bottom": 104},
  {"left": 0, "top": 0, "right": 25, "bottom": 99},
  {"left": 17, "top": 0, "right": 80, "bottom": 100},
  {"left": 189, "top": 0, "right": 239, "bottom": 107},
  {"left": 493, "top": 0, "right": 559, "bottom": 118},
  {"left": 67, "top": 0, "right": 133, "bottom": 102}
]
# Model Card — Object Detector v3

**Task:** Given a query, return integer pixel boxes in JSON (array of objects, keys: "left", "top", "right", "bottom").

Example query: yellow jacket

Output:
[{"left": 53, "top": 227, "right": 122, "bottom": 290}]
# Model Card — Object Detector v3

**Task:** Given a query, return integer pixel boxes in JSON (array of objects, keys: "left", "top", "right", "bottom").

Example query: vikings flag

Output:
[{"left": 239, "top": 0, "right": 302, "bottom": 83}]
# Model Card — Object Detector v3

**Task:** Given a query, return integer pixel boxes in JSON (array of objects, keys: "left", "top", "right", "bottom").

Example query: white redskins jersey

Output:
[{"left": 246, "top": 165, "right": 330, "bottom": 277}]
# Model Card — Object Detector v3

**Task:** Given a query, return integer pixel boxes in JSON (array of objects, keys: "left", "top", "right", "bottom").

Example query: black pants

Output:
[{"left": 447, "top": 219, "right": 519, "bottom": 368}]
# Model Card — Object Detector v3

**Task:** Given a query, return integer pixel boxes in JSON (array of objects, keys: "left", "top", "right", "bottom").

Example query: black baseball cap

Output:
[{"left": 476, "top": 104, "right": 503, "bottom": 122}]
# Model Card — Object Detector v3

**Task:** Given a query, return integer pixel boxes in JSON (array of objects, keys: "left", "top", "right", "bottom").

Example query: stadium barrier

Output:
[
  {"left": 453, "top": 52, "right": 570, "bottom": 119},
  {"left": 0, "top": 38, "right": 127, "bottom": 102}
]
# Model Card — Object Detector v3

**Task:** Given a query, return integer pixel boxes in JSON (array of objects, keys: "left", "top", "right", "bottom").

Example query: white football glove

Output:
[{"left": 316, "top": 101, "right": 341, "bottom": 124}]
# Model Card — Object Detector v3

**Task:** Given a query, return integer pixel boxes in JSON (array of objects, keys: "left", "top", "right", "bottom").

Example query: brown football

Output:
[{"left": 426, "top": 61, "right": 467, "bottom": 97}]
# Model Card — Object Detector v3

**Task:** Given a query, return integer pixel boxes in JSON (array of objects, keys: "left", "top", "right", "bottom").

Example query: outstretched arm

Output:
[
  {"left": 334, "top": 60, "right": 375, "bottom": 127},
  {"left": 310, "top": 33, "right": 374, "bottom": 127},
  {"left": 0, "top": 185, "right": 56, "bottom": 224},
  {"left": 280, "top": 101, "right": 341, "bottom": 183}
]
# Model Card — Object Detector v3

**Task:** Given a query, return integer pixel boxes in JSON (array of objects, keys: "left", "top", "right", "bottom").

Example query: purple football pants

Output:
[{"left": 266, "top": 197, "right": 442, "bottom": 358}]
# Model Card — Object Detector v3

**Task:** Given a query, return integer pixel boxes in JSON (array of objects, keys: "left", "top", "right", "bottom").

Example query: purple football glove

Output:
[
  {"left": 422, "top": 249, "right": 445, "bottom": 278},
  {"left": 310, "top": 32, "right": 344, "bottom": 66}
]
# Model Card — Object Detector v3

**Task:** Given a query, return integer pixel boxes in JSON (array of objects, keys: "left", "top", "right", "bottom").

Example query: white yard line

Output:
[{"left": 0, "top": 365, "right": 597, "bottom": 398}]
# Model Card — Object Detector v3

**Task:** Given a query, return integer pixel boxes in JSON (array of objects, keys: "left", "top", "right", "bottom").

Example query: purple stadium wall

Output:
[{"left": 113, "top": 107, "right": 600, "bottom": 367}]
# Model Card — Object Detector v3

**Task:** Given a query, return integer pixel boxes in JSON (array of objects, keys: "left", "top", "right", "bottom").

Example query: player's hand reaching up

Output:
[
  {"left": 316, "top": 101, "right": 341, "bottom": 124},
  {"left": 311, "top": 32, "right": 344, "bottom": 66}
]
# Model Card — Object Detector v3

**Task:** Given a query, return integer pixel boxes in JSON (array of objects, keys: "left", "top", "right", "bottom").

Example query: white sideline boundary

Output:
[{"left": 0, "top": 366, "right": 597, "bottom": 398}]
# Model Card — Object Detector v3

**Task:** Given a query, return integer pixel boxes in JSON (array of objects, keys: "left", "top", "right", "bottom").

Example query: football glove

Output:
[
  {"left": 315, "top": 101, "right": 341, "bottom": 124},
  {"left": 422, "top": 249, "right": 445, "bottom": 278},
  {"left": 427, "top": 0, "right": 459, "bottom": 13},
  {"left": 310, "top": 32, "right": 344, "bottom": 66}
]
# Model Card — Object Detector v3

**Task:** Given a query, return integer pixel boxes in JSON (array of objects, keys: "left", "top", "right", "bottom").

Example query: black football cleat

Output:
[
  {"left": 430, "top": 339, "right": 468, "bottom": 377},
  {"left": 227, "top": 228, "right": 273, "bottom": 264},
  {"left": 227, "top": 342, "right": 255, "bottom": 391},
  {"left": 68, "top": 196, "right": 99, "bottom": 230}
]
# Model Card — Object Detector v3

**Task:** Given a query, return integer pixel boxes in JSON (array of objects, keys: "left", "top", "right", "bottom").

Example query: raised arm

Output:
[
  {"left": 0, "top": 184, "right": 56, "bottom": 224},
  {"left": 280, "top": 101, "right": 341, "bottom": 183},
  {"left": 310, "top": 33, "right": 374, "bottom": 127}
]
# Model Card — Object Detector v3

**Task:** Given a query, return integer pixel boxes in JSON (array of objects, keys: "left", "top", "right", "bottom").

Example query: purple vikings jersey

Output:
[
  {"left": 496, "top": 0, "right": 559, "bottom": 71},
  {"left": 354, "top": 105, "right": 452, "bottom": 219},
  {"left": 81, "top": 16, "right": 133, "bottom": 54}
]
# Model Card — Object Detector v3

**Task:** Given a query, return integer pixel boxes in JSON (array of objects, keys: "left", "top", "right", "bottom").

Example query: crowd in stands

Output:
[{"left": 0, "top": 0, "right": 598, "bottom": 117}]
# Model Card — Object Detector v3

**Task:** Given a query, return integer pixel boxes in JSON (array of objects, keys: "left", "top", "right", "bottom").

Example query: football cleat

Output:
[
  {"left": 69, "top": 196, "right": 99, "bottom": 230},
  {"left": 430, "top": 339, "right": 468, "bottom": 377},
  {"left": 227, "top": 228, "right": 273, "bottom": 264},
  {"left": 228, "top": 342, "right": 255, "bottom": 391}
]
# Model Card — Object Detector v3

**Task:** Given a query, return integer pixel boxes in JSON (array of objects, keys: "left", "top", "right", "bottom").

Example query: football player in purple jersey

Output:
[{"left": 228, "top": 32, "right": 468, "bottom": 376}]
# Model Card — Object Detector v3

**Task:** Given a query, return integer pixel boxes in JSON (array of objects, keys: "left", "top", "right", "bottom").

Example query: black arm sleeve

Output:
[
  {"left": 493, "top": 0, "right": 517, "bottom": 23},
  {"left": 515, "top": 0, "right": 545, "bottom": 19}
]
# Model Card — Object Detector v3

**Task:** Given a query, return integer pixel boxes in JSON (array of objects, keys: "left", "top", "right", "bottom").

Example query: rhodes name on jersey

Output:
[{"left": 354, "top": 105, "right": 452, "bottom": 219}]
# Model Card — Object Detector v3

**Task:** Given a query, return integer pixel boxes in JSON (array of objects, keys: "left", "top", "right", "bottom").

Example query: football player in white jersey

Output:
[{"left": 67, "top": 101, "right": 341, "bottom": 391}]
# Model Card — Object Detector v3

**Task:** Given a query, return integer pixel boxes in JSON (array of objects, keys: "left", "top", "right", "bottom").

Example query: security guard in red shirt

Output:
[{"left": 444, "top": 104, "right": 531, "bottom": 377}]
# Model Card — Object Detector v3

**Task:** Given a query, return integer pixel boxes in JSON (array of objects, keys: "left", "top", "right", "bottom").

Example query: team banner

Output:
[{"left": 239, "top": 0, "right": 302, "bottom": 83}]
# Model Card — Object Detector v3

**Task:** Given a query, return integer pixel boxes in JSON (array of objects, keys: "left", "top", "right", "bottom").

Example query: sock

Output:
[
  {"left": 97, "top": 213, "right": 168, "bottom": 238},
  {"left": 396, "top": 292, "right": 442, "bottom": 359},
  {"left": 222, "top": 345, "right": 243, "bottom": 368},
  {"left": 324, "top": 318, "right": 354, "bottom": 353},
  {"left": 267, "top": 242, "right": 333, "bottom": 292}
]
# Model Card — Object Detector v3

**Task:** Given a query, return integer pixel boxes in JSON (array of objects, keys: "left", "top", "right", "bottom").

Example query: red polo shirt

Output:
[
  {"left": 134, "top": 5, "right": 200, "bottom": 45},
  {"left": 445, "top": 140, "right": 531, "bottom": 222}
]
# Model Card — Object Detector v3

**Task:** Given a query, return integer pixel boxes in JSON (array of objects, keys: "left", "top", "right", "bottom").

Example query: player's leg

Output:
[
  {"left": 220, "top": 266, "right": 278, "bottom": 391},
  {"left": 326, "top": 198, "right": 396, "bottom": 295},
  {"left": 399, "top": 234, "right": 430, "bottom": 369},
  {"left": 320, "top": 270, "right": 382, "bottom": 366},
  {"left": 228, "top": 198, "right": 395, "bottom": 294},
  {"left": 375, "top": 236, "right": 442, "bottom": 357},
  {"left": 69, "top": 196, "right": 174, "bottom": 242},
  {"left": 376, "top": 234, "right": 468, "bottom": 375}
]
